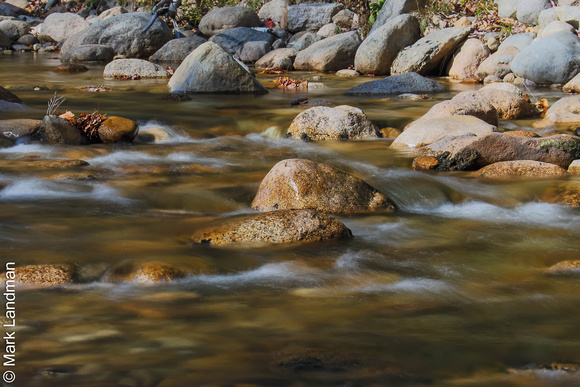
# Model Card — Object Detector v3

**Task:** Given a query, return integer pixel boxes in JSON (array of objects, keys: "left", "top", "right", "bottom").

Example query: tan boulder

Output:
[
  {"left": 392, "top": 115, "right": 497, "bottom": 149},
  {"left": 477, "top": 87, "right": 538, "bottom": 119},
  {"left": 251, "top": 159, "right": 395, "bottom": 214},
  {"left": 476, "top": 45, "right": 520, "bottom": 79},
  {"left": 97, "top": 116, "right": 139, "bottom": 143},
  {"left": 0, "top": 264, "right": 76, "bottom": 286},
  {"left": 286, "top": 105, "right": 379, "bottom": 141},
  {"left": 102, "top": 261, "right": 194, "bottom": 284},
  {"left": 534, "top": 95, "right": 580, "bottom": 129},
  {"left": 563, "top": 72, "right": 580, "bottom": 93},
  {"left": 476, "top": 160, "right": 567, "bottom": 178},
  {"left": 446, "top": 38, "right": 490, "bottom": 80},
  {"left": 191, "top": 209, "right": 352, "bottom": 246}
]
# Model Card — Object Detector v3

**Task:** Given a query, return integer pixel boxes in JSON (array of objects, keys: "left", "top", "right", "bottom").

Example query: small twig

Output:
[{"left": 47, "top": 92, "right": 66, "bottom": 116}]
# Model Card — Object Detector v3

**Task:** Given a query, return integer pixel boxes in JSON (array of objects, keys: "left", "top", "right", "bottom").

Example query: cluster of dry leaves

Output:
[
  {"left": 274, "top": 76, "right": 308, "bottom": 90},
  {"left": 258, "top": 67, "right": 287, "bottom": 75},
  {"left": 59, "top": 110, "right": 106, "bottom": 142}
]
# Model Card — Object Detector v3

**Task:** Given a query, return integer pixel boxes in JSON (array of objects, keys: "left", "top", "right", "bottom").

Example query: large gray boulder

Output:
[
  {"left": 293, "top": 31, "right": 361, "bottom": 71},
  {"left": 497, "top": 32, "right": 536, "bottom": 51},
  {"left": 517, "top": 0, "right": 552, "bottom": 25},
  {"left": 60, "top": 44, "right": 114, "bottom": 63},
  {"left": 369, "top": 0, "right": 426, "bottom": 35},
  {"left": 495, "top": 0, "right": 518, "bottom": 18},
  {"left": 511, "top": 31, "right": 580, "bottom": 85},
  {"left": 258, "top": 0, "right": 288, "bottom": 30},
  {"left": 149, "top": 35, "right": 207, "bottom": 62},
  {"left": 446, "top": 38, "right": 490, "bottom": 80},
  {"left": 0, "top": 2, "right": 29, "bottom": 17},
  {"left": 476, "top": 45, "right": 520, "bottom": 79},
  {"left": 391, "top": 27, "right": 471, "bottom": 75},
  {"left": 0, "top": 30, "right": 10, "bottom": 49},
  {"left": 168, "top": 42, "right": 268, "bottom": 94},
  {"left": 287, "top": 3, "right": 343, "bottom": 32},
  {"left": 103, "top": 59, "right": 169, "bottom": 78},
  {"left": 345, "top": 72, "right": 447, "bottom": 96},
  {"left": 35, "top": 116, "right": 85, "bottom": 145},
  {"left": 40, "top": 13, "right": 90, "bottom": 43},
  {"left": 209, "top": 27, "right": 275, "bottom": 56},
  {"left": 354, "top": 14, "right": 420, "bottom": 75},
  {"left": 198, "top": 6, "right": 261, "bottom": 37},
  {"left": 0, "top": 20, "right": 29, "bottom": 41},
  {"left": 61, "top": 12, "right": 173, "bottom": 59}
]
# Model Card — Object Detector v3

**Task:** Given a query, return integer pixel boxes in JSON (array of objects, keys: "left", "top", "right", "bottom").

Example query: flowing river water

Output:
[{"left": 1, "top": 53, "right": 580, "bottom": 386}]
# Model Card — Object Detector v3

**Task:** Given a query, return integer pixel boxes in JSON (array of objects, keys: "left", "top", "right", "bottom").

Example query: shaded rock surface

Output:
[
  {"left": 149, "top": 35, "right": 207, "bottom": 63},
  {"left": 103, "top": 58, "right": 169, "bottom": 78},
  {"left": 209, "top": 26, "right": 275, "bottom": 56},
  {"left": 60, "top": 44, "right": 115, "bottom": 63},
  {"left": 168, "top": 42, "right": 268, "bottom": 94},
  {"left": 345, "top": 72, "right": 446, "bottom": 96},
  {"left": 392, "top": 115, "right": 497, "bottom": 149},
  {"left": 198, "top": 6, "right": 261, "bottom": 37},
  {"left": 287, "top": 105, "right": 379, "bottom": 141},
  {"left": 0, "top": 119, "right": 41, "bottom": 141},
  {"left": 61, "top": 12, "right": 173, "bottom": 59},
  {"left": 191, "top": 209, "right": 352, "bottom": 246},
  {"left": 354, "top": 14, "right": 420, "bottom": 76},
  {"left": 0, "top": 19, "right": 29, "bottom": 41},
  {"left": 391, "top": 27, "right": 471, "bottom": 75},
  {"left": 0, "top": 85, "right": 21, "bottom": 103},
  {"left": 36, "top": 115, "right": 86, "bottom": 145},
  {"left": 293, "top": 31, "right": 361, "bottom": 72},
  {"left": 251, "top": 159, "right": 395, "bottom": 214},
  {"left": 476, "top": 160, "right": 567, "bottom": 177},
  {"left": 369, "top": 0, "right": 425, "bottom": 35}
]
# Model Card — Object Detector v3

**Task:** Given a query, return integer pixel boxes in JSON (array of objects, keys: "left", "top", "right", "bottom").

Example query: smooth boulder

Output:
[
  {"left": 293, "top": 31, "right": 361, "bottom": 71},
  {"left": 287, "top": 3, "right": 343, "bottom": 32},
  {"left": 446, "top": 38, "right": 490, "bottom": 80},
  {"left": 35, "top": 115, "right": 85, "bottom": 145},
  {"left": 61, "top": 12, "right": 173, "bottom": 59},
  {"left": 345, "top": 71, "right": 447, "bottom": 96},
  {"left": 476, "top": 45, "right": 520, "bottom": 79},
  {"left": 534, "top": 95, "right": 580, "bottom": 129},
  {"left": 251, "top": 159, "right": 396, "bottom": 214},
  {"left": 168, "top": 42, "right": 268, "bottom": 94},
  {"left": 97, "top": 116, "right": 139, "bottom": 143},
  {"left": 191, "top": 209, "right": 352, "bottom": 246},
  {"left": 209, "top": 27, "right": 275, "bottom": 56},
  {"left": 354, "top": 14, "right": 420, "bottom": 76},
  {"left": 149, "top": 35, "right": 207, "bottom": 63},
  {"left": 286, "top": 105, "right": 379, "bottom": 141},
  {"left": 255, "top": 48, "right": 298, "bottom": 69},
  {"left": 198, "top": 6, "right": 261, "bottom": 37},
  {"left": 60, "top": 44, "right": 114, "bottom": 63},
  {"left": 476, "top": 160, "right": 567, "bottom": 178},
  {"left": 369, "top": 0, "right": 425, "bottom": 35},
  {"left": 40, "top": 12, "right": 90, "bottom": 43},
  {"left": 103, "top": 58, "right": 169, "bottom": 78}
]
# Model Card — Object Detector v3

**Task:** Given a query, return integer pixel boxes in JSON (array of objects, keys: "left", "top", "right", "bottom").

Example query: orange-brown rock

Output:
[
  {"left": 476, "top": 160, "right": 567, "bottom": 178},
  {"left": 504, "top": 130, "right": 540, "bottom": 137},
  {"left": 251, "top": 159, "right": 395, "bottom": 214},
  {"left": 0, "top": 264, "right": 76, "bottom": 286},
  {"left": 542, "top": 182, "right": 580, "bottom": 206},
  {"left": 412, "top": 156, "right": 439, "bottom": 170},
  {"left": 102, "top": 261, "right": 189, "bottom": 284},
  {"left": 97, "top": 116, "right": 139, "bottom": 143},
  {"left": 545, "top": 260, "right": 580, "bottom": 275},
  {"left": 190, "top": 209, "right": 352, "bottom": 246}
]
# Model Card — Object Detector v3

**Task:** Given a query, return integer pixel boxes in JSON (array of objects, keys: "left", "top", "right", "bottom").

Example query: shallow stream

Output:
[{"left": 1, "top": 53, "right": 580, "bottom": 386}]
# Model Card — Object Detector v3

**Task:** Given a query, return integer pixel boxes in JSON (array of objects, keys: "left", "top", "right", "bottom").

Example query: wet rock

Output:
[
  {"left": 414, "top": 90, "right": 500, "bottom": 127},
  {"left": 103, "top": 58, "right": 170, "bottom": 79},
  {"left": 52, "top": 64, "right": 89, "bottom": 72},
  {"left": 0, "top": 85, "right": 21, "bottom": 103},
  {"left": 0, "top": 19, "right": 29, "bottom": 41},
  {"left": 209, "top": 26, "right": 275, "bottom": 56},
  {"left": 198, "top": 6, "right": 261, "bottom": 37},
  {"left": 0, "top": 30, "right": 10, "bottom": 49},
  {"left": 149, "top": 35, "right": 207, "bottom": 63},
  {"left": 294, "top": 30, "right": 361, "bottom": 71},
  {"left": 534, "top": 95, "right": 580, "bottom": 129},
  {"left": 317, "top": 23, "right": 340, "bottom": 38},
  {"left": 0, "top": 264, "right": 76, "bottom": 286},
  {"left": 287, "top": 2, "right": 343, "bottom": 32},
  {"left": 369, "top": 0, "right": 426, "bottom": 35},
  {"left": 393, "top": 115, "right": 497, "bottom": 149},
  {"left": 476, "top": 160, "right": 567, "bottom": 178},
  {"left": 345, "top": 72, "right": 447, "bottom": 96},
  {"left": 255, "top": 47, "right": 298, "bottom": 69},
  {"left": 286, "top": 105, "right": 379, "bottom": 141},
  {"left": 476, "top": 45, "right": 520, "bottom": 79},
  {"left": 60, "top": 44, "right": 115, "bottom": 63},
  {"left": 102, "top": 261, "right": 188, "bottom": 284},
  {"left": 287, "top": 31, "right": 323, "bottom": 51},
  {"left": 517, "top": 0, "right": 552, "bottom": 25},
  {"left": 97, "top": 116, "right": 139, "bottom": 143},
  {"left": 568, "top": 159, "right": 580, "bottom": 173},
  {"left": 47, "top": 171, "right": 97, "bottom": 180},
  {"left": 446, "top": 38, "right": 490, "bottom": 80},
  {"left": 511, "top": 31, "right": 580, "bottom": 85},
  {"left": 251, "top": 159, "right": 395, "bottom": 214},
  {"left": 258, "top": 0, "right": 289, "bottom": 30},
  {"left": 505, "top": 130, "right": 540, "bottom": 137},
  {"left": 191, "top": 209, "right": 353, "bottom": 246},
  {"left": 36, "top": 115, "right": 86, "bottom": 145},
  {"left": 168, "top": 42, "right": 268, "bottom": 94},
  {"left": 0, "top": 119, "right": 40, "bottom": 140},
  {"left": 336, "top": 69, "right": 359, "bottom": 77},
  {"left": 61, "top": 12, "right": 173, "bottom": 59},
  {"left": 426, "top": 133, "right": 580, "bottom": 170},
  {"left": 40, "top": 12, "right": 89, "bottom": 43},
  {"left": 542, "top": 181, "right": 580, "bottom": 206},
  {"left": 545, "top": 260, "right": 580, "bottom": 274},
  {"left": 354, "top": 14, "right": 420, "bottom": 76},
  {"left": 391, "top": 27, "right": 471, "bottom": 76},
  {"left": 412, "top": 156, "right": 439, "bottom": 170}
]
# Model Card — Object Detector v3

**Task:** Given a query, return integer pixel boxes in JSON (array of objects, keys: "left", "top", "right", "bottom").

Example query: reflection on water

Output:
[{"left": 1, "top": 54, "right": 580, "bottom": 386}]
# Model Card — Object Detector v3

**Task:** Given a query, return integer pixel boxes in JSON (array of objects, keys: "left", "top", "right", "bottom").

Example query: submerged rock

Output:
[
  {"left": 191, "top": 209, "right": 352, "bottom": 246},
  {"left": 545, "top": 260, "right": 580, "bottom": 274},
  {"left": 344, "top": 72, "right": 447, "bottom": 96},
  {"left": 0, "top": 264, "right": 76, "bottom": 286},
  {"left": 102, "top": 261, "right": 189, "bottom": 284},
  {"left": 168, "top": 42, "right": 268, "bottom": 94},
  {"left": 0, "top": 119, "right": 40, "bottom": 141},
  {"left": 286, "top": 105, "right": 379, "bottom": 141},
  {"left": 251, "top": 159, "right": 395, "bottom": 214},
  {"left": 542, "top": 181, "right": 580, "bottom": 206}
]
